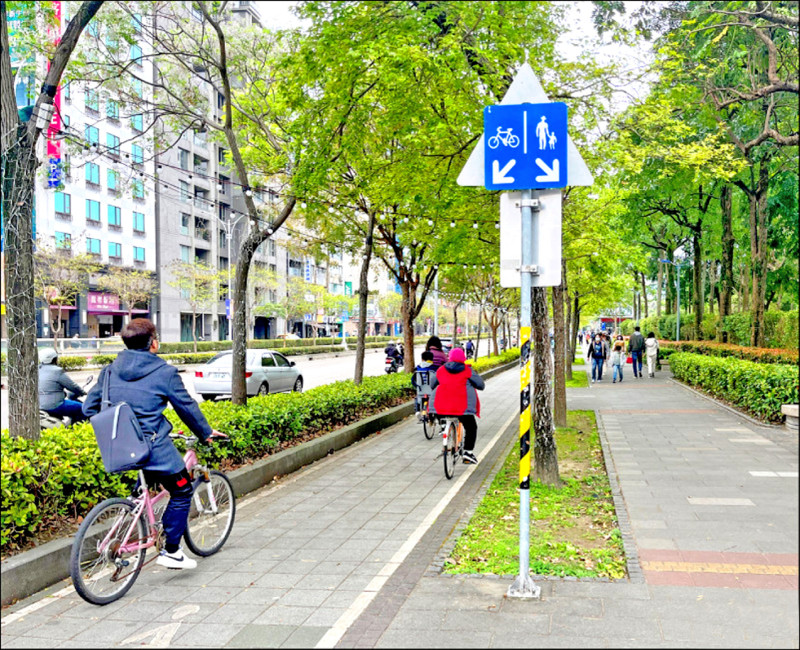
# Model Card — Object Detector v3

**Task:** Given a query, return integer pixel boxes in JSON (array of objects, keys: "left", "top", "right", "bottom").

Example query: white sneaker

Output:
[{"left": 156, "top": 547, "right": 197, "bottom": 570}]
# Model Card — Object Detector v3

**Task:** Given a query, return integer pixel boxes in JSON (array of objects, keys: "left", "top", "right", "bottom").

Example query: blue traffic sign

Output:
[{"left": 483, "top": 102, "right": 568, "bottom": 190}]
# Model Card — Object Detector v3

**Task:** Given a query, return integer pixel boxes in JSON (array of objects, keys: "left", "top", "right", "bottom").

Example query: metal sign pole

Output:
[{"left": 508, "top": 188, "right": 541, "bottom": 599}]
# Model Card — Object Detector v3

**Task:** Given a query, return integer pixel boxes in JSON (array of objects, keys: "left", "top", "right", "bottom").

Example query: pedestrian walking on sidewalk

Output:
[
  {"left": 645, "top": 331, "right": 660, "bottom": 378},
  {"left": 627, "top": 326, "right": 645, "bottom": 378},
  {"left": 611, "top": 340, "right": 625, "bottom": 383},
  {"left": 587, "top": 334, "right": 607, "bottom": 383}
]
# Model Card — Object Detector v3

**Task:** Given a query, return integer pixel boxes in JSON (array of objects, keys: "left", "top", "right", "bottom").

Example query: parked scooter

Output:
[{"left": 39, "top": 375, "right": 94, "bottom": 429}]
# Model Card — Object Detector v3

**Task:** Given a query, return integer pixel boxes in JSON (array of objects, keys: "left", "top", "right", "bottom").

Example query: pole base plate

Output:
[{"left": 506, "top": 574, "right": 541, "bottom": 599}]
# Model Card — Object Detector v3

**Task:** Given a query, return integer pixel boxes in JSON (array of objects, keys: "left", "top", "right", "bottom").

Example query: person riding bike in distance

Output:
[
  {"left": 430, "top": 347, "right": 485, "bottom": 465},
  {"left": 38, "top": 348, "right": 90, "bottom": 424},
  {"left": 83, "top": 318, "right": 226, "bottom": 570}
]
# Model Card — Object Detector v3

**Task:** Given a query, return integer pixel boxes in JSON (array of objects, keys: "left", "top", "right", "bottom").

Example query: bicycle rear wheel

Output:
[
  {"left": 423, "top": 413, "right": 435, "bottom": 440},
  {"left": 184, "top": 470, "right": 236, "bottom": 556},
  {"left": 443, "top": 421, "right": 456, "bottom": 480},
  {"left": 70, "top": 498, "right": 147, "bottom": 605}
]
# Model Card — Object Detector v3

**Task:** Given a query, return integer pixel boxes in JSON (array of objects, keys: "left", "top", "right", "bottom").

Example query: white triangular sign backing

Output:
[{"left": 457, "top": 63, "right": 593, "bottom": 187}]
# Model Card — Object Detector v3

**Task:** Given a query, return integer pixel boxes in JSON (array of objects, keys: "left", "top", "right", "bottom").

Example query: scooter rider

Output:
[{"left": 38, "top": 349, "right": 90, "bottom": 423}]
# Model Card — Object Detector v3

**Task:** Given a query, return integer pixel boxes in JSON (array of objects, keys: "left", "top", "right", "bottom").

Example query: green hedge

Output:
[
  {"left": 157, "top": 335, "right": 401, "bottom": 354},
  {"left": 57, "top": 356, "right": 88, "bottom": 370},
  {"left": 670, "top": 352, "right": 798, "bottom": 423},
  {"left": 660, "top": 341, "right": 798, "bottom": 365},
  {"left": 1, "top": 350, "right": 519, "bottom": 552},
  {"left": 629, "top": 310, "right": 798, "bottom": 349}
]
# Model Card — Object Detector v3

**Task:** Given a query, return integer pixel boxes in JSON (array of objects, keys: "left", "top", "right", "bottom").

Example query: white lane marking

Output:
[
  {"left": 777, "top": 472, "right": 799, "bottom": 478},
  {"left": 687, "top": 497, "right": 755, "bottom": 506},
  {"left": 749, "top": 471, "right": 798, "bottom": 478},
  {"left": 1, "top": 583, "right": 75, "bottom": 628},
  {"left": 750, "top": 471, "right": 778, "bottom": 477},
  {"left": 715, "top": 428, "right": 751, "bottom": 432},
  {"left": 729, "top": 438, "right": 774, "bottom": 445},
  {"left": 171, "top": 604, "right": 200, "bottom": 620},
  {"left": 315, "top": 409, "right": 518, "bottom": 649}
]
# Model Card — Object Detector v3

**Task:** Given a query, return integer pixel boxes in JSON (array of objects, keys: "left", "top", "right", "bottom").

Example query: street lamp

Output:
[{"left": 659, "top": 257, "right": 689, "bottom": 341}]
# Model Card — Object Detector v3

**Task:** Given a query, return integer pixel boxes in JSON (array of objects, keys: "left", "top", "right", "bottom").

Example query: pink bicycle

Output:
[{"left": 69, "top": 432, "right": 235, "bottom": 605}]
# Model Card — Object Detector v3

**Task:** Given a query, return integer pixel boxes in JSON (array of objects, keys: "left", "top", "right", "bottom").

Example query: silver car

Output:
[{"left": 193, "top": 350, "right": 303, "bottom": 400}]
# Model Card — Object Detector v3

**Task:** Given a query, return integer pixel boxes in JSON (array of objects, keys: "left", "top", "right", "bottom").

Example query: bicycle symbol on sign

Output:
[{"left": 487, "top": 127, "right": 520, "bottom": 150}]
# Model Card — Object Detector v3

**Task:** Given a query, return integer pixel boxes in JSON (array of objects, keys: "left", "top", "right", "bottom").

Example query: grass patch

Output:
[
  {"left": 445, "top": 410, "right": 625, "bottom": 579},
  {"left": 573, "top": 357, "right": 585, "bottom": 366},
  {"left": 565, "top": 370, "right": 589, "bottom": 388}
]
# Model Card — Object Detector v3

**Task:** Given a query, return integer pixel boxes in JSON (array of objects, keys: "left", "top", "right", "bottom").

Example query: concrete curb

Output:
[
  {"left": 0, "top": 360, "right": 517, "bottom": 607},
  {"left": 667, "top": 377, "right": 783, "bottom": 429}
]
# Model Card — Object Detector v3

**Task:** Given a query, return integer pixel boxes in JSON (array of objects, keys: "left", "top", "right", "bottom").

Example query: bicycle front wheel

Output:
[
  {"left": 184, "top": 470, "right": 236, "bottom": 556},
  {"left": 443, "top": 422, "right": 456, "bottom": 480},
  {"left": 70, "top": 498, "right": 147, "bottom": 605}
]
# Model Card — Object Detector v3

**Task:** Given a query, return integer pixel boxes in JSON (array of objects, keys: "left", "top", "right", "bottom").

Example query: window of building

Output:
[
  {"left": 132, "top": 179, "right": 144, "bottom": 199},
  {"left": 85, "top": 125, "right": 99, "bottom": 145},
  {"left": 193, "top": 129, "right": 206, "bottom": 147},
  {"left": 218, "top": 203, "right": 230, "bottom": 221},
  {"left": 63, "top": 81, "right": 70, "bottom": 100},
  {"left": 218, "top": 174, "right": 229, "bottom": 194},
  {"left": 86, "top": 199, "right": 100, "bottom": 222},
  {"left": 133, "top": 211, "right": 145, "bottom": 232},
  {"left": 269, "top": 263, "right": 276, "bottom": 274},
  {"left": 219, "top": 228, "right": 227, "bottom": 248},
  {"left": 130, "top": 44, "right": 142, "bottom": 66},
  {"left": 219, "top": 257, "right": 229, "bottom": 271},
  {"left": 62, "top": 152, "right": 72, "bottom": 181},
  {"left": 105, "top": 33, "right": 118, "bottom": 49},
  {"left": 179, "top": 148, "right": 189, "bottom": 170},
  {"left": 130, "top": 113, "right": 143, "bottom": 131},
  {"left": 106, "top": 100, "right": 119, "bottom": 120},
  {"left": 132, "top": 13, "right": 143, "bottom": 33},
  {"left": 268, "top": 238, "right": 276, "bottom": 256},
  {"left": 218, "top": 147, "right": 227, "bottom": 164},
  {"left": 106, "top": 133, "right": 120, "bottom": 156},
  {"left": 131, "top": 144, "right": 143, "bottom": 164},
  {"left": 85, "top": 89, "right": 99, "bottom": 112},
  {"left": 107, "top": 168, "right": 119, "bottom": 191},
  {"left": 193, "top": 154, "right": 208, "bottom": 175},
  {"left": 289, "top": 259, "right": 303, "bottom": 277},
  {"left": 131, "top": 77, "right": 143, "bottom": 98},
  {"left": 55, "top": 232, "right": 71, "bottom": 249},
  {"left": 133, "top": 246, "right": 145, "bottom": 262},
  {"left": 108, "top": 204, "right": 121, "bottom": 227},
  {"left": 87, "top": 21, "right": 99, "bottom": 37},
  {"left": 109, "top": 242, "right": 122, "bottom": 259},
  {"left": 180, "top": 213, "right": 190, "bottom": 235},
  {"left": 85, "top": 162, "right": 100, "bottom": 185},
  {"left": 217, "top": 91, "right": 225, "bottom": 110},
  {"left": 62, "top": 114, "right": 69, "bottom": 129},
  {"left": 54, "top": 192, "right": 71, "bottom": 216},
  {"left": 180, "top": 181, "right": 190, "bottom": 203},
  {"left": 180, "top": 245, "right": 191, "bottom": 262},
  {"left": 86, "top": 238, "right": 101, "bottom": 255}
]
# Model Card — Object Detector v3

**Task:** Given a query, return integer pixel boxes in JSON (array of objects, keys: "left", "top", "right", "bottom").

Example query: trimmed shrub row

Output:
[
  {"left": 660, "top": 340, "right": 798, "bottom": 365},
  {"left": 669, "top": 352, "right": 798, "bottom": 423},
  {"left": 622, "top": 310, "right": 798, "bottom": 349},
  {"left": 157, "top": 335, "right": 402, "bottom": 354},
  {"left": 1, "top": 350, "right": 519, "bottom": 552}
]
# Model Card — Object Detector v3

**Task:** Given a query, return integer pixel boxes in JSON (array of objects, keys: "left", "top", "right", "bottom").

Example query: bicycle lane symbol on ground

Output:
[{"left": 119, "top": 604, "right": 200, "bottom": 647}]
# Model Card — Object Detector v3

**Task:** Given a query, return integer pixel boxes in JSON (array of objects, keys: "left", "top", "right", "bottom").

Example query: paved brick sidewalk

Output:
[
  {"left": 375, "top": 369, "right": 799, "bottom": 648},
  {"left": 1, "top": 369, "right": 521, "bottom": 648}
]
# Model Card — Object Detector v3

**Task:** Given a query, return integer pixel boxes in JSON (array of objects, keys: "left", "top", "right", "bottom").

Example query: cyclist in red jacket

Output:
[{"left": 430, "top": 347, "right": 485, "bottom": 465}]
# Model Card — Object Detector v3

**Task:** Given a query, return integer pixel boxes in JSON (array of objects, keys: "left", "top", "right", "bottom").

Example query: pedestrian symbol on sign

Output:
[{"left": 536, "top": 116, "right": 550, "bottom": 150}]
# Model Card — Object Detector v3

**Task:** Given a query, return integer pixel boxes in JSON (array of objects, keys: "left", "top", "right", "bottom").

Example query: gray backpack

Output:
[{"left": 90, "top": 367, "right": 151, "bottom": 473}]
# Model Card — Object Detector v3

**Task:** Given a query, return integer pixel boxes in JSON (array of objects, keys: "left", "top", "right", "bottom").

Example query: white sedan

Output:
[{"left": 193, "top": 350, "right": 303, "bottom": 400}]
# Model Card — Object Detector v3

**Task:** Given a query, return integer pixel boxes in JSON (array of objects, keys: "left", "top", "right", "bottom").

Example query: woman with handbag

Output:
[{"left": 83, "top": 318, "right": 225, "bottom": 570}]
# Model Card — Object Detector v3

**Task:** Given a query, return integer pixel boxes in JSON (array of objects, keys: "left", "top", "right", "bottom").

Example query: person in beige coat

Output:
[{"left": 644, "top": 332, "right": 660, "bottom": 378}]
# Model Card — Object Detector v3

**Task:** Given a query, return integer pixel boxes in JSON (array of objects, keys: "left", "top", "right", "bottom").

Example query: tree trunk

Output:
[
  {"left": 354, "top": 211, "right": 376, "bottom": 384},
  {"left": 750, "top": 162, "right": 769, "bottom": 347},
  {"left": 707, "top": 261, "right": 716, "bottom": 316},
  {"left": 551, "top": 282, "right": 567, "bottom": 428},
  {"left": 452, "top": 302, "right": 458, "bottom": 348},
  {"left": 640, "top": 271, "right": 648, "bottom": 318},
  {"left": 719, "top": 185, "right": 734, "bottom": 342},
  {"left": 53, "top": 306, "right": 64, "bottom": 351},
  {"left": 475, "top": 302, "right": 483, "bottom": 360},
  {"left": 400, "top": 281, "right": 416, "bottom": 372},
  {"left": 693, "top": 231, "right": 703, "bottom": 340},
  {"left": 564, "top": 276, "right": 573, "bottom": 381},
  {"left": 532, "top": 287, "right": 559, "bottom": 485},
  {"left": 3, "top": 125, "right": 40, "bottom": 439},
  {"left": 656, "top": 251, "right": 663, "bottom": 317}
]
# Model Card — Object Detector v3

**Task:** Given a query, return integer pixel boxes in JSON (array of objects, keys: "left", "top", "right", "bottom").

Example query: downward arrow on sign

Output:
[
  {"left": 535, "top": 158, "right": 559, "bottom": 183},
  {"left": 492, "top": 159, "right": 516, "bottom": 184}
]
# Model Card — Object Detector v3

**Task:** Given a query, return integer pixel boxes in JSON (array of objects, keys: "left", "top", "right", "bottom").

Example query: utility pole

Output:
[
  {"left": 434, "top": 272, "right": 439, "bottom": 336},
  {"left": 508, "top": 187, "right": 541, "bottom": 600}
]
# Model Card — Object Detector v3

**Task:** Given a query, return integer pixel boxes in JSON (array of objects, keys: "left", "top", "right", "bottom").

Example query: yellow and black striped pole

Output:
[{"left": 508, "top": 188, "right": 541, "bottom": 599}]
